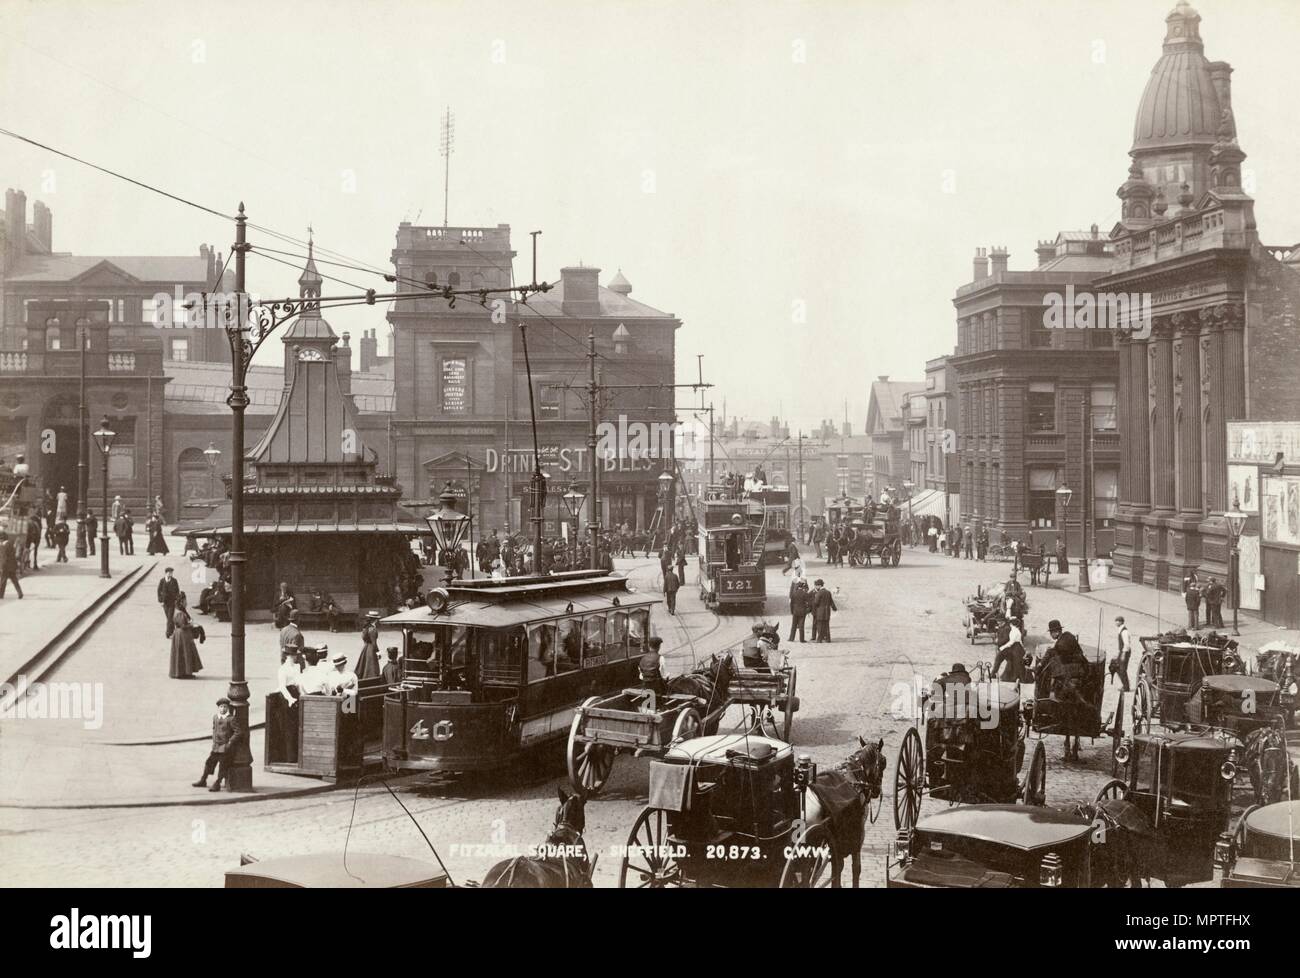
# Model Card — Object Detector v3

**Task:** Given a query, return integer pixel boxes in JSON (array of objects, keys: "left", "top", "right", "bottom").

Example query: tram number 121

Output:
[{"left": 722, "top": 578, "right": 755, "bottom": 592}]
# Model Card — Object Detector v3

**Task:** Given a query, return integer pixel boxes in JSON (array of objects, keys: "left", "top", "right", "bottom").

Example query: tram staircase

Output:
[{"left": 751, "top": 502, "right": 768, "bottom": 566}]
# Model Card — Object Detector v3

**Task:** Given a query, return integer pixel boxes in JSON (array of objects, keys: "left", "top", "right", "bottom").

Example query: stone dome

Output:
[{"left": 1131, "top": 2, "right": 1224, "bottom": 153}]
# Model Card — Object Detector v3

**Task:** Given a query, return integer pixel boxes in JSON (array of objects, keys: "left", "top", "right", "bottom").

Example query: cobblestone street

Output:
[{"left": 0, "top": 546, "right": 1202, "bottom": 887}]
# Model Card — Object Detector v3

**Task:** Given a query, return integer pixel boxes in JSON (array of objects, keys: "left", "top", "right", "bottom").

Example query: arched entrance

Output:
[{"left": 40, "top": 395, "right": 83, "bottom": 514}]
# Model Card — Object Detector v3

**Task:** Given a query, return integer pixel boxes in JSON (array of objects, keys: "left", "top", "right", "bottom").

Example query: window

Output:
[
  {"left": 553, "top": 619, "right": 582, "bottom": 674},
  {"left": 538, "top": 382, "right": 560, "bottom": 420},
  {"left": 628, "top": 609, "right": 650, "bottom": 657},
  {"left": 1090, "top": 330, "right": 1113, "bottom": 349},
  {"left": 448, "top": 271, "right": 461, "bottom": 287},
  {"left": 1027, "top": 312, "right": 1052, "bottom": 348},
  {"left": 1094, "top": 465, "right": 1119, "bottom": 527},
  {"left": 45, "top": 324, "right": 62, "bottom": 350},
  {"left": 1091, "top": 382, "right": 1117, "bottom": 431},
  {"left": 170, "top": 338, "right": 189, "bottom": 362},
  {"left": 604, "top": 613, "right": 629, "bottom": 660},
  {"left": 1027, "top": 382, "right": 1056, "bottom": 431},
  {"left": 1027, "top": 466, "right": 1058, "bottom": 527},
  {"left": 142, "top": 297, "right": 164, "bottom": 326},
  {"left": 527, "top": 622, "right": 579, "bottom": 681},
  {"left": 581, "top": 616, "right": 607, "bottom": 666}
]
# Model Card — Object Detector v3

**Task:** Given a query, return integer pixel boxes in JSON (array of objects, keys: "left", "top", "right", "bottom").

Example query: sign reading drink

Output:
[
  {"left": 1227, "top": 422, "right": 1300, "bottom": 465},
  {"left": 442, "top": 358, "right": 468, "bottom": 413}
]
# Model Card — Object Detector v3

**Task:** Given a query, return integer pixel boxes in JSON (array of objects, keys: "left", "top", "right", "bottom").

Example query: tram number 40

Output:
[
  {"left": 722, "top": 578, "right": 756, "bottom": 592},
  {"left": 410, "top": 719, "right": 455, "bottom": 742}
]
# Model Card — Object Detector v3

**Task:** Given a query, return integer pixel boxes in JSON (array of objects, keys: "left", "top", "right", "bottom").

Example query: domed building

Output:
[{"left": 1105, "top": 2, "right": 1300, "bottom": 627}]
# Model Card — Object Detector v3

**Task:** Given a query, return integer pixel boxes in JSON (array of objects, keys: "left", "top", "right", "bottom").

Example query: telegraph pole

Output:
[
  {"left": 797, "top": 431, "right": 805, "bottom": 539},
  {"left": 76, "top": 326, "right": 89, "bottom": 558}
]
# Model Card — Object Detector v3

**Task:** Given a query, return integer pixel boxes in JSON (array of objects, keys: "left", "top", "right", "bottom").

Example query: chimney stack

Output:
[
  {"left": 335, "top": 331, "right": 352, "bottom": 396},
  {"left": 360, "top": 328, "right": 378, "bottom": 372},
  {"left": 32, "top": 200, "right": 51, "bottom": 253},
  {"left": 1035, "top": 240, "right": 1056, "bottom": 266},
  {"left": 988, "top": 246, "right": 1008, "bottom": 275},
  {"left": 1207, "top": 61, "right": 1234, "bottom": 132},
  {"left": 5, "top": 188, "right": 27, "bottom": 266},
  {"left": 972, "top": 247, "right": 989, "bottom": 281},
  {"left": 560, "top": 265, "right": 601, "bottom": 316}
]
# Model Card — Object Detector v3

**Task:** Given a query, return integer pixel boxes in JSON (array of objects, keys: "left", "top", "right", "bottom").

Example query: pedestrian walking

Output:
[
  {"left": 663, "top": 566, "right": 680, "bottom": 614},
  {"left": 55, "top": 486, "right": 68, "bottom": 523},
  {"left": 279, "top": 609, "right": 305, "bottom": 657},
  {"left": 25, "top": 512, "right": 41, "bottom": 570},
  {"left": 0, "top": 535, "right": 23, "bottom": 599},
  {"left": 192, "top": 697, "right": 235, "bottom": 792},
  {"left": 146, "top": 513, "right": 169, "bottom": 555},
  {"left": 675, "top": 547, "right": 688, "bottom": 588},
  {"left": 963, "top": 525, "right": 974, "bottom": 559},
  {"left": 84, "top": 510, "right": 97, "bottom": 555},
  {"left": 1111, "top": 616, "right": 1132, "bottom": 691},
  {"left": 788, "top": 579, "right": 809, "bottom": 642},
  {"left": 810, "top": 578, "right": 837, "bottom": 643},
  {"left": 53, "top": 519, "right": 69, "bottom": 562},
  {"left": 1054, "top": 536, "right": 1068, "bottom": 575},
  {"left": 356, "top": 610, "right": 382, "bottom": 680},
  {"left": 169, "top": 593, "right": 204, "bottom": 679},
  {"left": 157, "top": 566, "right": 180, "bottom": 638},
  {"left": 927, "top": 523, "right": 939, "bottom": 552},
  {"left": 1182, "top": 573, "right": 1202, "bottom": 629}
]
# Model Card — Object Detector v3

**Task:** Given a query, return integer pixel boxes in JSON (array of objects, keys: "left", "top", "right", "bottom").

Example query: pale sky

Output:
[{"left": 2, "top": 0, "right": 1297, "bottom": 433}]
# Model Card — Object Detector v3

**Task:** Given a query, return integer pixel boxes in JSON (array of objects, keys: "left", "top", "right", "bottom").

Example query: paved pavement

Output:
[{"left": 0, "top": 545, "right": 1291, "bottom": 885}]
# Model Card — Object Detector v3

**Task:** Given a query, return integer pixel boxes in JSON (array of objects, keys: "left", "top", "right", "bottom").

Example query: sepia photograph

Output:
[{"left": 1, "top": 0, "right": 1299, "bottom": 946}]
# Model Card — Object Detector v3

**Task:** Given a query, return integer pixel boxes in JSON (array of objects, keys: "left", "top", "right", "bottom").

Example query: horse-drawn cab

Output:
[
  {"left": 887, "top": 804, "right": 1095, "bottom": 888},
  {"left": 1027, "top": 644, "right": 1112, "bottom": 748},
  {"left": 894, "top": 669, "right": 1047, "bottom": 831},
  {"left": 1217, "top": 801, "right": 1300, "bottom": 888},
  {"left": 1134, "top": 631, "right": 1244, "bottom": 727},
  {"left": 618, "top": 734, "right": 886, "bottom": 888},
  {"left": 1093, "top": 729, "right": 1236, "bottom": 886},
  {"left": 1254, "top": 641, "right": 1298, "bottom": 728}
]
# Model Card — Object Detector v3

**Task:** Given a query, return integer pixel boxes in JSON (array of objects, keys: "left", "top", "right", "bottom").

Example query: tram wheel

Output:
[
  {"left": 893, "top": 726, "right": 924, "bottom": 831},
  {"left": 618, "top": 808, "right": 682, "bottom": 888},
  {"left": 671, "top": 706, "right": 702, "bottom": 743}
]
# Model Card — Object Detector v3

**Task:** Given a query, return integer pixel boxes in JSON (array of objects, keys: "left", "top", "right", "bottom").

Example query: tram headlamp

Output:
[
  {"left": 1114, "top": 739, "right": 1131, "bottom": 766},
  {"left": 1220, "top": 751, "right": 1237, "bottom": 781},
  {"left": 1039, "top": 852, "right": 1063, "bottom": 888},
  {"left": 893, "top": 829, "right": 912, "bottom": 862},
  {"left": 1213, "top": 832, "right": 1233, "bottom": 869},
  {"left": 1287, "top": 681, "right": 1298, "bottom": 697}
]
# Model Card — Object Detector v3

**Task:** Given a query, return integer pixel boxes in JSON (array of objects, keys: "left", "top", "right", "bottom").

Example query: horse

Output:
[
  {"left": 796, "top": 737, "right": 887, "bottom": 888},
  {"left": 480, "top": 787, "right": 594, "bottom": 888},
  {"left": 665, "top": 652, "right": 735, "bottom": 733}
]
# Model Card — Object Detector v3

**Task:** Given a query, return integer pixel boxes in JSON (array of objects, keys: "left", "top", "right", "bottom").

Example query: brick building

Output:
[
  {"left": 386, "top": 221, "right": 679, "bottom": 536},
  {"left": 864, "top": 377, "right": 925, "bottom": 499},
  {"left": 0, "top": 188, "right": 228, "bottom": 516},
  {"left": 950, "top": 235, "right": 1121, "bottom": 553},
  {"left": 923, "top": 355, "right": 960, "bottom": 526},
  {"left": 1105, "top": 1, "right": 1300, "bottom": 613}
]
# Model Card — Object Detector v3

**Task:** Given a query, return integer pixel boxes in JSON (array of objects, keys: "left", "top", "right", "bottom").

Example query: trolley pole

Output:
[{"left": 797, "top": 431, "right": 804, "bottom": 540}]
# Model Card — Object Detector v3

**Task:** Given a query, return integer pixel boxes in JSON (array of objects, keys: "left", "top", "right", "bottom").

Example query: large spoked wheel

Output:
[
  {"left": 1108, "top": 690, "right": 1127, "bottom": 777},
  {"left": 1023, "top": 741, "right": 1047, "bottom": 806},
  {"left": 567, "top": 698, "right": 615, "bottom": 795},
  {"left": 893, "top": 726, "right": 924, "bottom": 831},
  {"left": 890, "top": 540, "right": 902, "bottom": 567},
  {"left": 671, "top": 706, "right": 702, "bottom": 743},
  {"left": 1133, "top": 679, "right": 1152, "bottom": 733},
  {"left": 618, "top": 808, "right": 682, "bottom": 888},
  {"left": 735, "top": 703, "right": 781, "bottom": 739},
  {"left": 780, "top": 667, "right": 798, "bottom": 743},
  {"left": 1094, "top": 778, "right": 1127, "bottom": 805},
  {"left": 778, "top": 825, "right": 835, "bottom": 888}
]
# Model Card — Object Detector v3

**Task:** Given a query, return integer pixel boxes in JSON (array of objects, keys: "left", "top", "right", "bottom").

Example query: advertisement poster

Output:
[
  {"left": 1238, "top": 533, "right": 1262, "bottom": 611},
  {"left": 1261, "top": 475, "right": 1300, "bottom": 546},
  {"left": 1227, "top": 464, "right": 1259, "bottom": 514}
]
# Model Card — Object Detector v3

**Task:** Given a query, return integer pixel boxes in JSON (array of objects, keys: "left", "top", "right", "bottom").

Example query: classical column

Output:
[
  {"left": 1221, "top": 303, "right": 1247, "bottom": 424},
  {"left": 1149, "top": 317, "right": 1176, "bottom": 514},
  {"left": 1116, "top": 335, "right": 1133, "bottom": 508},
  {"left": 1175, "top": 313, "right": 1202, "bottom": 518},
  {"left": 1127, "top": 334, "right": 1151, "bottom": 512},
  {"left": 1200, "top": 306, "right": 1227, "bottom": 513}
]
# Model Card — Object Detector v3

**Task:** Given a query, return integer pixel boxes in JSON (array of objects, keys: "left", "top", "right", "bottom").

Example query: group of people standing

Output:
[{"left": 1182, "top": 571, "right": 1227, "bottom": 629}]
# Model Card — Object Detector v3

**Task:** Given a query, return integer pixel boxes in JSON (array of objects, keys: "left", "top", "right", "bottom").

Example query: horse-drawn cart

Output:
[{"left": 567, "top": 654, "right": 734, "bottom": 795}]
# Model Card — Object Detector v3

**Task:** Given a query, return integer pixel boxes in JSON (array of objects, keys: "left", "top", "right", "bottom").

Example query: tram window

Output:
[
  {"left": 446, "top": 626, "right": 468, "bottom": 669},
  {"left": 605, "top": 613, "right": 629, "bottom": 660},
  {"left": 482, "top": 628, "right": 524, "bottom": 686},
  {"left": 628, "top": 609, "right": 650, "bottom": 655},
  {"left": 581, "top": 616, "right": 606, "bottom": 666},
  {"left": 527, "top": 624, "right": 555, "bottom": 683},
  {"left": 554, "top": 619, "right": 582, "bottom": 675}
]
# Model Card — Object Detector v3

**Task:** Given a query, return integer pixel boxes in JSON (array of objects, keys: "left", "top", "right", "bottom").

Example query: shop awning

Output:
[{"left": 905, "top": 488, "right": 950, "bottom": 523}]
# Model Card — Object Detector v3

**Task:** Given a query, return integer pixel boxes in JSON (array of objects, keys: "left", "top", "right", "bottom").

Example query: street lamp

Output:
[
  {"left": 203, "top": 441, "right": 222, "bottom": 501},
  {"left": 1055, "top": 484, "right": 1073, "bottom": 582},
  {"left": 1223, "top": 505, "right": 1248, "bottom": 637},
  {"left": 91, "top": 415, "right": 116, "bottom": 579},
  {"left": 562, "top": 483, "right": 586, "bottom": 568},
  {"left": 425, "top": 483, "right": 470, "bottom": 583}
]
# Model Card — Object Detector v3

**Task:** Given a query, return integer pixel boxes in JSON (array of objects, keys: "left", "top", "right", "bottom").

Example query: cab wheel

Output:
[
  {"left": 671, "top": 707, "right": 702, "bottom": 743},
  {"left": 1023, "top": 741, "right": 1047, "bottom": 806},
  {"left": 618, "top": 808, "right": 681, "bottom": 888},
  {"left": 893, "top": 726, "right": 924, "bottom": 831},
  {"left": 778, "top": 825, "right": 834, "bottom": 888}
]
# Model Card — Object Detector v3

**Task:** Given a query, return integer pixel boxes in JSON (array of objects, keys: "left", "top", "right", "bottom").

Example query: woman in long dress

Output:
[
  {"left": 354, "top": 611, "right": 381, "bottom": 681},
  {"left": 147, "top": 514, "right": 170, "bottom": 555},
  {"left": 169, "top": 592, "right": 204, "bottom": 678}
]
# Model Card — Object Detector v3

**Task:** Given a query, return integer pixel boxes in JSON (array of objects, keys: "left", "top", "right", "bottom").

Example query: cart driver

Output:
[
  {"left": 637, "top": 637, "right": 668, "bottom": 704},
  {"left": 1041, "top": 620, "right": 1088, "bottom": 761}
]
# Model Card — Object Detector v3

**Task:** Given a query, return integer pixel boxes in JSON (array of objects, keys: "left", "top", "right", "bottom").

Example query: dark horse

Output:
[
  {"left": 665, "top": 652, "right": 735, "bottom": 734},
  {"left": 798, "top": 737, "right": 887, "bottom": 887},
  {"left": 481, "top": 787, "right": 593, "bottom": 888}
]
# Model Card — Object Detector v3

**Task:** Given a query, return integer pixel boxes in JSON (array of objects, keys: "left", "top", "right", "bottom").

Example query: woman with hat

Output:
[
  {"left": 355, "top": 610, "right": 382, "bottom": 681},
  {"left": 327, "top": 650, "right": 359, "bottom": 696},
  {"left": 169, "top": 592, "right": 204, "bottom": 678},
  {"left": 275, "top": 649, "right": 304, "bottom": 760}
]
